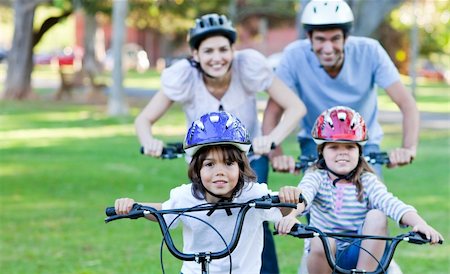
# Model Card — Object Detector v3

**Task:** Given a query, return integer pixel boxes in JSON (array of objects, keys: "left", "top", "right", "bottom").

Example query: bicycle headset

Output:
[{"left": 312, "top": 106, "right": 368, "bottom": 185}]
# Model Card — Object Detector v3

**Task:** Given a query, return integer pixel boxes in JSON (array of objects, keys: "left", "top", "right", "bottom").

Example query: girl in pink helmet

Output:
[{"left": 276, "top": 106, "right": 443, "bottom": 274}]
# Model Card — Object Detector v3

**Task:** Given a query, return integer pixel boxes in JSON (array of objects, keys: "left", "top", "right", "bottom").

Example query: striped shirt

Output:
[{"left": 300, "top": 169, "right": 415, "bottom": 234}]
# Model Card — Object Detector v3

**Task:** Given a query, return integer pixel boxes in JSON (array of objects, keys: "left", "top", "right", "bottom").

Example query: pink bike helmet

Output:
[{"left": 312, "top": 106, "right": 368, "bottom": 145}]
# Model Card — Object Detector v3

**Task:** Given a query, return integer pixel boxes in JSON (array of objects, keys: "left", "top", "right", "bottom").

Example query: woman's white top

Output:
[
  {"left": 161, "top": 183, "right": 282, "bottom": 274},
  {"left": 161, "top": 49, "right": 274, "bottom": 139}
]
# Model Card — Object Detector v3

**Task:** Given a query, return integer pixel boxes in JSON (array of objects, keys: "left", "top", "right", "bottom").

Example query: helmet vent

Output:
[{"left": 337, "top": 112, "right": 347, "bottom": 121}]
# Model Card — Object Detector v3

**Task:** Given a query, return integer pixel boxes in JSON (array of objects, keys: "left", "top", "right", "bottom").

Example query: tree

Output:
[{"left": 3, "top": 0, "right": 73, "bottom": 100}]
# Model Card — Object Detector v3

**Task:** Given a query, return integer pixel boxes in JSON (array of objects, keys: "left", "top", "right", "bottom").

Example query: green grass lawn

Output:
[
  {"left": 0, "top": 95, "right": 448, "bottom": 273},
  {"left": 1, "top": 66, "right": 449, "bottom": 273}
]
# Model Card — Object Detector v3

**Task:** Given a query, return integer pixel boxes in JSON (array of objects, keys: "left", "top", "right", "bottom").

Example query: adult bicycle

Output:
[
  {"left": 140, "top": 142, "right": 275, "bottom": 160},
  {"left": 105, "top": 194, "right": 303, "bottom": 274},
  {"left": 276, "top": 223, "right": 443, "bottom": 274},
  {"left": 140, "top": 142, "right": 185, "bottom": 159},
  {"left": 287, "top": 152, "right": 390, "bottom": 173}
]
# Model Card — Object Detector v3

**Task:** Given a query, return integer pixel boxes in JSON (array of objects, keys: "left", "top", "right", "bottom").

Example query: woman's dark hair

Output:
[
  {"left": 188, "top": 144, "right": 256, "bottom": 200},
  {"left": 315, "top": 143, "right": 374, "bottom": 202}
]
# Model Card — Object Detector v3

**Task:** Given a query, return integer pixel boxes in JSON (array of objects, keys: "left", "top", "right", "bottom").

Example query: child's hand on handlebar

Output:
[
  {"left": 141, "top": 138, "right": 164, "bottom": 157},
  {"left": 278, "top": 186, "right": 302, "bottom": 204},
  {"left": 387, "top": 147, "right": 415, "bottom": 168},
  {"left": 412, "top": 223, "right": 444, "bottom": 245},
  {"left": 271, "top": 155, "right": 298, "bottom": 174},
  {"left": 276, "top": 215, "right": 300, "bottom": 235},
  {"left": 114, "top": 198, "right": 136, "bottom": 215}
]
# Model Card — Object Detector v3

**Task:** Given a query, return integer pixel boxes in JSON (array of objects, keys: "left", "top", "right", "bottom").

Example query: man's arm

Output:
[{"left": 384, "top": 80, "right": 420, "bottom": 167}]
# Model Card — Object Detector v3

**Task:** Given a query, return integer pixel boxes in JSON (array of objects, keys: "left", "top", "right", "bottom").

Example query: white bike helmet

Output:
[{"left": 301, "top": 0, "right": 354, "bottom": 33}]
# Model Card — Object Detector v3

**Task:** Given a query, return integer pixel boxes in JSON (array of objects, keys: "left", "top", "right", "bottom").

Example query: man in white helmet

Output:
[
  {"left": 263, "top": 1, "right": 414, "bottom": 273},
  {"left": 263, "top": 0, "right": 419, "bottom": 176}
]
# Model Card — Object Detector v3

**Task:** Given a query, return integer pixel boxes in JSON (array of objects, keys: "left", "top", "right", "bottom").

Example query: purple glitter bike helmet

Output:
[{"left": 184, "top": 111, "right": 251, "bottom": 156}]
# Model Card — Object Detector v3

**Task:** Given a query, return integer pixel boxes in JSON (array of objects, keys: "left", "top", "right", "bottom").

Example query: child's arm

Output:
[
  {"left": 115, "top": 198, "right": 162, "bottom": 222},
  {"left": 400, "top": 211, "right": 444, "bottom": 244},
  {"left": 275, "top": 203, "right": 305, "bottom": 235}
]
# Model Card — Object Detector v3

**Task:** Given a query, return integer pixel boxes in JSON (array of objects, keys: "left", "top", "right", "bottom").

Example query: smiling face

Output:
[
  {"left": 199, "top": 147, "right": 240, "bottom": 202},
  {"left": 193, "top": 35, "right": 234, "bottom": 78},
  {"left": 322, "top": 142, "right": 360, "bottom": 177},
  {"left": 310, "top": 29, "right": 345, "bottom": 72}
]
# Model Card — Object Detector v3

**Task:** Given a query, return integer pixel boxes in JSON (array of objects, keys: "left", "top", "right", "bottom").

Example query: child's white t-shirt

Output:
[{"left": 161, "top": 182, "right": 282, "bottom": 274}]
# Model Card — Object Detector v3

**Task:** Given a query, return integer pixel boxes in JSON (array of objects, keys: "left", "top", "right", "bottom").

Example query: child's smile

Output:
[{"left": 323, "top": 142, "right": 359, "bottom": 177}]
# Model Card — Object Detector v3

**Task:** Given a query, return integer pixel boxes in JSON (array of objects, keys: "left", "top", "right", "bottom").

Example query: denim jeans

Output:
[{"left": 250, "top": 155, "right": 279, "bottom": 274}]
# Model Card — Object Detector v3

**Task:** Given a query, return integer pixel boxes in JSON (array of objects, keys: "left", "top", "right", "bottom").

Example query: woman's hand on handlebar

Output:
[
  {"left": 141, "top": 138, "right": 164, "bottom": 157},
  {"left": 271, "top": 155, "right": 298, "bottom": 174},
  {"left": 114, "top": 198, "right": 136, "bottom": 215},
  {"left": 251, "top": 136, "right": 275, "bottom": 155},
  {"left": 387, "top": 147, "right": 415, "bottom": 168}
]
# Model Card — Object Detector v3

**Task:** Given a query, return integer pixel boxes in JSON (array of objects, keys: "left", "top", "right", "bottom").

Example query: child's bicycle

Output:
[
  {"left": 105, "top": 194, "right": 302, "bottom": 274},
  {"left": 276, "top": 223, "right": 443, "bottom": 274}
]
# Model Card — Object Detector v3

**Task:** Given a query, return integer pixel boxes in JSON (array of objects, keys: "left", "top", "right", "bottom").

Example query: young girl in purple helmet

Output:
[
  {"left": 134, "top": 13, "right": 305, "bottom": 273},
  {"left": 276, "top": 106, "right": 443, "bottom": 274},
  {"left": 115, "top": 111, "right": 302, "bottom": 274}
]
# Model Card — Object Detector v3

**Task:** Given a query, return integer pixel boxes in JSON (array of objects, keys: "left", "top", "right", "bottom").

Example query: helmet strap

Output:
[
  {"left": 204, "top": 187, "right": 235, "bottom": 216},
  {"left": 318, "top": 156, "right": 360, "bottom": 186}
]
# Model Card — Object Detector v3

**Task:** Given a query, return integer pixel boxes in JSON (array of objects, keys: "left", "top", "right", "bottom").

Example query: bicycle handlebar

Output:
[
  {"left": 279, "top": 223, "right": 442, "bottom": 274},
  {"left": 140, "top": 142, "right": 276, "bottom": 160},
  {"left": 288, "top": 152, "right": 391, "bottom": 173},
  {"left": 140, "top": 142, "right": 185, "bottom": 159},
  {"left": 105, "top": 194, "right": 303, "bottom": 263}
]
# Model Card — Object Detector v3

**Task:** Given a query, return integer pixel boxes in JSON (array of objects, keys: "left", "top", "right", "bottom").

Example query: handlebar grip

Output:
[
  {"left": 408, "top": 232, "right": 443, "bottom": 245},
  {"left": 105, "top": 207, "right": 116, "bottom": 216},
  {"left": 270, "top": 194, "right": 304, "bottom": 204}
]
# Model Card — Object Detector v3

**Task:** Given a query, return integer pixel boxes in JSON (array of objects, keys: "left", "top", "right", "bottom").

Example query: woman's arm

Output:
[
  {"left": 134, "top": 90, "right": 174, "bottom": 157},
  {"left": 264, "top": 77, "right": 306, "bottom": 147}
]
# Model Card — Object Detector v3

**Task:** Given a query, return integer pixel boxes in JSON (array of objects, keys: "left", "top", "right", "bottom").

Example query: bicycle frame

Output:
[
  {"left": 105, "top": 194, "right": 301, "bottom": 274},
  {"left": 282, "top": 223, "right": 443, "bottom": 274}
]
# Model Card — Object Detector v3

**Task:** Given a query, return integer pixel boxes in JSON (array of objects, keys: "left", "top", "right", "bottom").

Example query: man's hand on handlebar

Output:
[
  {"left": 271, "top": 155, "right": 298, "bottom": 174},
  {"left": 387, "top": 147, "right": 415, "bottom": 168}
]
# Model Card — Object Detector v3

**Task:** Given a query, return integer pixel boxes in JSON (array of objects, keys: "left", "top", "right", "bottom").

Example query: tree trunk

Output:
[
  {"left": 82, "top": 11, "right": 108, "bottom": 103},
  {"left": 108, "top": 0, "right": 129, "bottom": 116},
  {"left": 3, "top": 1, "right": 37, "bottom": 100}
]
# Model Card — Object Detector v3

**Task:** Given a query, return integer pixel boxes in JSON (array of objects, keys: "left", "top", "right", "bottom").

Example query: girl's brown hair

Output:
[
  {"left": 315, "top": 143, "right": 374, "bottom": 202},
  {"left": 188, "top": 144, "right": 257, "bottom": 200}
]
